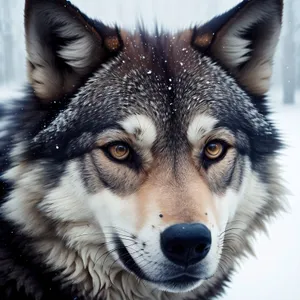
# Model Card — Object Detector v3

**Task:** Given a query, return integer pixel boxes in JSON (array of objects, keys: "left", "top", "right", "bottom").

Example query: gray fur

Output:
[{"left": 0, "top": 0, "right": 286, "bottom": 299}]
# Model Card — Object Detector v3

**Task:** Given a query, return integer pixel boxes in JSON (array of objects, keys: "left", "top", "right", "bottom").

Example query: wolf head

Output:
[{"left": 2, "top": 0, "right": 285, "bottom": 298}]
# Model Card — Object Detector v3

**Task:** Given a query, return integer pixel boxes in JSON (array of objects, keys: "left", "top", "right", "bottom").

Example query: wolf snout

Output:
[{"left": 160, "top": 223, "right": 211, "bottom": 267}]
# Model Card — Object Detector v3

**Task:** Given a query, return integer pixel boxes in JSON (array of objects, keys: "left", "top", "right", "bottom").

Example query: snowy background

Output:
[{"left": 0, "top": 0, "right": 300, "bottom": 299}]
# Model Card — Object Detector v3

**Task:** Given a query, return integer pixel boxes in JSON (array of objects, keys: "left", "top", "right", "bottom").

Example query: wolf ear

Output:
[
  {"left": 192, "top": 0, "right": 283, "bottom": 95},
  {"left": 25, "top": 0, "right": 122, "bottom": 102}
]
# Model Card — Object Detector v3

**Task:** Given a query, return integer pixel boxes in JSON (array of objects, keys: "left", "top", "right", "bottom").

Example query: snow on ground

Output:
[{"left": 0, "top": 86, "right": 300, "bottom": 299}]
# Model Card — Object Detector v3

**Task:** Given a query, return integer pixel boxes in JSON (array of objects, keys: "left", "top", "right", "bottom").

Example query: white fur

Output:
[
  {"left": 56, "top": 24, "right": 98, "bottom": 73},
  {"left": 88, "top": 184, "right": 225, "bottom": 294},
  {"left": 187, "top": 114, "right": 218, "bottom": 146},
  {"left": 37, "top": 162, "right": 92, "bottom": 223},
  {"left": 120, "top": 114, "right": 157, "bottom": 148},
  {"left": 219, "top": 36, "right": 252, "bottom": 67},
  {"left": 3, "top": 163, "right": 50, "bottom": 236}
]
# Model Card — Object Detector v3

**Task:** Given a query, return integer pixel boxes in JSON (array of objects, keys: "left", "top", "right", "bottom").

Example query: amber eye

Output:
[
  {"left": 108, "top": 143, "right": 130, "bottom": 161},
  {"left": 204, "top": 141, "right": 225, "bottom": 160}
]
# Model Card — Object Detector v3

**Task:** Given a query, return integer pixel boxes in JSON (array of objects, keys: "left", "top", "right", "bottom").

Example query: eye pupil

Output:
[
  {"left": 108, "top": 143, "right": 130, "bottom": 160},
  {"left": 116, "top": 145, "right": 126, "bottom": 155},
  {"left": 208, "top": 144, "right": 218, "bottom": 153},
  {"left": 204, "top": 141, "right": 225, "bottom": 160}
]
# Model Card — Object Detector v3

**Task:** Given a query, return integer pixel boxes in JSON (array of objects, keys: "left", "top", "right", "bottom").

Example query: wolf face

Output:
[{"left": 0, "top": 0, "right": 286, "bottom": 299}]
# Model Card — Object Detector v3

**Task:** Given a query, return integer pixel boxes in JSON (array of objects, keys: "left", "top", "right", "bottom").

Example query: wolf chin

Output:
[{"left": 0, "top": 0, "right": 286, "bottom": 299}]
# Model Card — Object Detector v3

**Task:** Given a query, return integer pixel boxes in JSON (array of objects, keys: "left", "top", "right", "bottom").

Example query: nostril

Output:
[{"left": 195, "top": 243, "right": 207, "bottom": 254}]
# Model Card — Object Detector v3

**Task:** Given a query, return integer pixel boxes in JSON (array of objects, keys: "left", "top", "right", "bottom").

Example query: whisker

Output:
[
  {"left": 99, "top": 242, "right": 137, "bottom": 267},
  {"left": 69, "top": 232, "right": 134, "bottom": 240},
  {"left": 107, "top": 248, "right": 142, "bottom": 287},
  {"left": 103, "top": 226, "right": 134, "bottom": 237}
]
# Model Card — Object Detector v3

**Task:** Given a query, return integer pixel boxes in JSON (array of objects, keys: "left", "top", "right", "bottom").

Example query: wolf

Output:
[{"left": 0, "top": 0, "right": 286, "bottom": 299}]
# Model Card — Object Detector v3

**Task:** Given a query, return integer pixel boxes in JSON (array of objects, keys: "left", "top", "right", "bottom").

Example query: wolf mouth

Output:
[
  {"left": 115, "top": 237, "right": 202, "bottom": 286},
  {"left": 153, "top": 275, "right": 201, "bottom": 286}
]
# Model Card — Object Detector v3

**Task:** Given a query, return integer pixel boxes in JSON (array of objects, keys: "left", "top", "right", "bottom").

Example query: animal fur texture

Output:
[{"left": 0, "top": 0, "right": 287, "bottom": 299}]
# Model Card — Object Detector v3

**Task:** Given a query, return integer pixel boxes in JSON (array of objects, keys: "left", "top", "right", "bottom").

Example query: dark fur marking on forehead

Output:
[
  {"left": 119, "top": 26, "right": 196, "bottom": 111},
  {"left": 121, "top": 26, "right": 191, "bottom": 74}
]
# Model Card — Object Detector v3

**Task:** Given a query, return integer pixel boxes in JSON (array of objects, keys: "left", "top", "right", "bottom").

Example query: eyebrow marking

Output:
[
  {"left": 119, "top": 114, "right": 157, "bottom": 148},
  {"left": 187, "top": 114, "right": 218, "bottom": 145}
]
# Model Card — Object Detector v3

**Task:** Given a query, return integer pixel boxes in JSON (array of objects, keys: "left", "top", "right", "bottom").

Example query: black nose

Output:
[{"left": 160, "top": 223, "right": 211, "bottom": 267}]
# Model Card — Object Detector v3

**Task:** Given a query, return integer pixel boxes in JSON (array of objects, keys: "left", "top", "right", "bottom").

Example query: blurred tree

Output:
[
  {"left": 282, "top": 0, "right": 297, "bottom": 104},
  {"left": 297, "top": 25, "right": 300, "bottom": 88},
  {"left": 0, "top": 0, "right": 14, "bottom": 85},
  {"left": 0, "top": 3, "right": 4, "bottom": 84}
]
